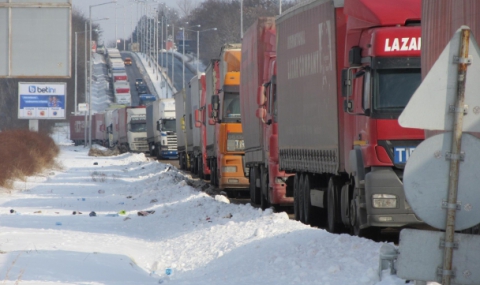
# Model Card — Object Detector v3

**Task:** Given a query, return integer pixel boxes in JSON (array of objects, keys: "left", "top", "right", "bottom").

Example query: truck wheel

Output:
[
  {"left": 303, "top": 174, "right": 321, "bottom": 226},
  {"left": 340, "top": 184, "right": 352, "bottom": 230},
  {"left": 155, "top": 147, "right": 161, "bottom": 160},
  {"left": 249, "top": 167, "right": 260, "bottom": 205},
  {"left": 260, "top": 165, "right": 270, "bottom": 210},
  {"left": 149, "top": 144, "right": 154, "bottom": 157},
  {"left": 198, "top": 157, "right": 204, "bottom": 179},
  {"left": 211, "top": 159, "right": 218, "bottom": 187},
  {"left": 180, "top": 153, "right": 185, "bottom": 170},
  {"left": 293, "top": 174, "right": 300, "bottom": 221},
  {"left": 350, "top": 197, "right": 379, "bottom": 239},
  {"left": 298, "top": 174, "right": 305, "bottom": 223},
  {"left": 327, "top": 177, "right": 344, "bottom": 233},
  {"left": 208, "top": 158, "right": 214, "bottom": 183},
  {"left": 192, "top": 156, "right": 197, "bottom": 174}
]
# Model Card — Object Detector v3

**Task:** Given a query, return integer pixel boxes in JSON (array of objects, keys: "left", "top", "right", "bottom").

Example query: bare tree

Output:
[
  {"left": 176, "top": 0, "right": 197, "bottom": 18},
  {"left": 183, "top": 0, "right": 295, "bottom": 67}
]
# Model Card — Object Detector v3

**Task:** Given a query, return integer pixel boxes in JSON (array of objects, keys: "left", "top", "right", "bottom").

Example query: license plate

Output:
[{"left": 394, "top": 147, "right": 415, "bottom": 164}]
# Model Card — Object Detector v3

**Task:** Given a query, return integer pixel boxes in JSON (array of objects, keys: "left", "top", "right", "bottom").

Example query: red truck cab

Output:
[
  {"left": 341, "top": 0, "right": 424, "bottom": 234},
  {"left": 241, "top": 17, "right": 294, "bottom": 210}
]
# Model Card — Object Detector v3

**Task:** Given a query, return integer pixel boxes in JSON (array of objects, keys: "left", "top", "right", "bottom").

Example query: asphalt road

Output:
[{"left": 119, "top": 52, "right": 151, "bottom": 107}]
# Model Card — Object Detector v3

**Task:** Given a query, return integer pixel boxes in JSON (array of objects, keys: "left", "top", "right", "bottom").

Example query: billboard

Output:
[
  {"left": 0, "top": 1, "right": 71, "bottom": 78},
  {"left": 18, "top": 82, "right": 67, "bottom": 120}
]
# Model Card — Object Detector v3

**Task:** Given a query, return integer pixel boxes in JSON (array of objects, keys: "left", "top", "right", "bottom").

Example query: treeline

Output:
[
  {"left": 120, "top": 0, "right": 297, "bottom": 66},
  {"left": 0, "top": 9, "right": 101, "bottom": 132}
]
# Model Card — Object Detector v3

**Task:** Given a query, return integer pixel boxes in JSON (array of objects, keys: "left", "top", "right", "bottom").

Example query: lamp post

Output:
[
  {"left": 180, "top": 24, "right": 200, "bottom": 90},
  {"left": 196, "top": 28, "right": 217, "bottom": 74},
  {"left": 74, "top": 31, "right": 83, "bottom": 115},
  {"left": 240, "top": 0, "right": 243, "bottom": 39},
  {"left": 115, "top": 4, "right": 118, "bottom": 48},
  {"left": 75, "top": 23, "right": 106, "bottom": 115},
  {"left": 123, "top": 4, "right": 126, "bottom": 50},
  {"left": 181, "top": 27, "right": 216, "bottom": 76},
  {"left": 89, "top": 1, "right": 117, "bottom": 148}
]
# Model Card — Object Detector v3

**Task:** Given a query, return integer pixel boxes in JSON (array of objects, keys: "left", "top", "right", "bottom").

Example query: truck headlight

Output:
[
  {"left": 226, "top": 133, "right": 244, "bottom": 151},
  {"left": 222, "top": 166, "right": 237, "bottom": 173},
  {"left": 372, "top": 194, "right": 397, "bottom": 208}
]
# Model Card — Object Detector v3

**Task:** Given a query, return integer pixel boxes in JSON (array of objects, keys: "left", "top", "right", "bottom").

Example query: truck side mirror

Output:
[
  {"left": 257, "top": 86, "right": 266, "bottom": 106},
  {"left": 194, "top": 110, "right": 201, "bottom": 128},
  {"left": 156, "top": 120, "right": 161, "bottom": 131},
  {"left": 341, "top": 68, "right": 353, "bottom": 98},
  {"left": 208, "top": 100, "right": 218, "bottom": 119},
  {"left": 256, "top": 108, "right": 266, "bottom": 121},
  {"left": 208, "top": 104, "right": 213, "bottom": 118},
  {"left": 211, "top": 95, "right": 219, "bottom": 111}
]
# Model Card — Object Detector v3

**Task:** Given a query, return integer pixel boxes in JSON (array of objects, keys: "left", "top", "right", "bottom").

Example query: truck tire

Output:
[
  {"left": 211, "top": 159, "right": 218, "bottom": 187},
  {"left": 293, "top": 174, "right": 300, "bottom": 221},
  {"left": 198, "top": 157, "right": 204, "bottom": 179},
  {"left": 180, "top": 153, "right": 186, "bottom": 170},
  {"left": 249, "top": 167, "right": 260, "bottom": 205},
  {"left": 155, "top": 146, "right": 161, "bottom": 160},
  {"left": 209, "top": 158, "right": 214, "bottom": 184},
  {"left": 303, "top": 174, "right": 321, "bottom": 226},
  {"left": 260, "top": 165, "right": 270, "bottom": 210},
  {"left": 351, "top": 196, "right": 380, "bottom": 239},
  {"left": 340, "top": 184, "right": 352, "bottom": 229},
  {"left": 298, "top": 174, "right": 305, "bottom": 223},
  {"left": 327, "top": 177, "right": 344, "bottom": 233},
  {"left": 149, "top": 144, "right": 154, "bottom": 157}
]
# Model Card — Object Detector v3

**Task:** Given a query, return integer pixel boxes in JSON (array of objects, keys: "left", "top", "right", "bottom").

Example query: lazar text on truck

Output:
[{"left": 267, "top": 0, "right": 424, "bottom": 237}]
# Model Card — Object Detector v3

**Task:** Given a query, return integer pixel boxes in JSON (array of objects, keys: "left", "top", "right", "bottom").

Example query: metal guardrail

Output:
[{"left": 145, "top": 52, "right": 177, "bottom": 94}]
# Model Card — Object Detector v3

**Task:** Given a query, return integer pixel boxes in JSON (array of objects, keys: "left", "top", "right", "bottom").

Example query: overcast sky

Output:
[{"left": 72, "top": 0, "right": 181, "bottom": 46}]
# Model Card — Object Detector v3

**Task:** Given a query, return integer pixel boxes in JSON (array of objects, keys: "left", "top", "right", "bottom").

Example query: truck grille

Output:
[
  {"left": 133, "top": 143, "right": 149, "bottom": 152},
  {"left": 167, "top": 135, "right": 177, "bottom": 150}
]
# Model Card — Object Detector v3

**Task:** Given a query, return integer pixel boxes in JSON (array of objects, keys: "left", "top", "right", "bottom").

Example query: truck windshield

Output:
[
  {"left": 222, "top": 92, "right": 241, "bottom": 122},
  {"left": 372, "top": 68, "right": 421, "bottom": 118},
  {"left": 129, "top": 122, "right": 147, "bottom": 132},
  {"left": 161, "top": 119, "right": 176, "bottom": 132}
]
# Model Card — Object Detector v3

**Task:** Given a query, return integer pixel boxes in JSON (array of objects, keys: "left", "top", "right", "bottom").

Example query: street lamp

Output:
[
  {"left": 75, "top": 23, "right": 105, "bottom": 115},
  {"left": 114, "top": 3, "right": 132, "bottom": 49},
  {"left": 180, "top": 24, "right": 200, "bottom": 90},
  {"left": 190, "top": 28, "right": 217, "bottom": 75},
  {"left": 89, "top": 1, "right": 117, "bottom": 148},
  {"left": 240, "top": 0, "right": 243, "bottom": 39}
]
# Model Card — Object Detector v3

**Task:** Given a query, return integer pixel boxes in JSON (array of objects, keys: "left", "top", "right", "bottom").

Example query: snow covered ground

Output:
[{"left": 0, "top": 127, "right": 434, "bottom": 285}]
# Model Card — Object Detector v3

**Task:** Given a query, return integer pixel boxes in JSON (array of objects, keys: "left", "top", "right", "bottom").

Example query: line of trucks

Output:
[
  {"left": 106, "top": 48, "right": 131, "bottom": 106},
  {"left": 69, "top": 99, "right": 178, "bottom": 158},
  {"left": 69, "top": 48, "right": 178, "bottom": 158},
  {"left": 175, "top": 0, "right": 443, "bottom": 237}
]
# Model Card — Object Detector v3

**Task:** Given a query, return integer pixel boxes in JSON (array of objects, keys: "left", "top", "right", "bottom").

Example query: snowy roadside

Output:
[{"left": 0, "top": 127, "right": 425, "bottom": 285}]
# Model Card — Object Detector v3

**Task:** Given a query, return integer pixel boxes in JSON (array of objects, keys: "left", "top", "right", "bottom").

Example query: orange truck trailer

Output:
[{"left": 207, "top": 44, "right": 249, "bottom": 195}]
